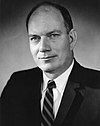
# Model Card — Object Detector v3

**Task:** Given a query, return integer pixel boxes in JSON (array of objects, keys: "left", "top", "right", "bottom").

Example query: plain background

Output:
[{"left": 0, "top": 0, "right": 100, "bottom": 95}]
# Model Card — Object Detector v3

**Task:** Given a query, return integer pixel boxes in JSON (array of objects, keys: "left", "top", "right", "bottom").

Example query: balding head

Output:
[{"left": 26, "top": 1, "right": 73, "bottom": 33}]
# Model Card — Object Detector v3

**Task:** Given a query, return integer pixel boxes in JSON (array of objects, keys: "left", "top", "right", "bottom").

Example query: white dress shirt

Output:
[{"left": 41, "top": 60, "right": 74, "bottom": 118}]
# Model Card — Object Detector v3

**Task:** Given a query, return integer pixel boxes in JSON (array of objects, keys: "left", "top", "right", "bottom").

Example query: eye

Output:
[
  {"left": 48, "top": 33, "right": 60, "bottom": 39},
  {"left": 30, "top": 35, "right": 41, "bottom": 43}
]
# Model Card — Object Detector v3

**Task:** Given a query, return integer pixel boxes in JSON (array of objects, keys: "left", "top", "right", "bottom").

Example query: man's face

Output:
[{"left": 28, "top": 8, "right": 74, "bottom": 74}]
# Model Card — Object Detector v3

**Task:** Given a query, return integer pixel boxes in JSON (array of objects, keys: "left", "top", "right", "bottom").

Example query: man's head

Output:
[
  {"left": 26, "top": 1, "right": 77, "bottom": 78},
  {"left": 26, "top": 1, "right": 73, "bottom": 33}
]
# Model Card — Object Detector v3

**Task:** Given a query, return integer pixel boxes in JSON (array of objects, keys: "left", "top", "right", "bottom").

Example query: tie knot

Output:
[{"left": 47, "top": 80, "right": 56, "bottom": 89}]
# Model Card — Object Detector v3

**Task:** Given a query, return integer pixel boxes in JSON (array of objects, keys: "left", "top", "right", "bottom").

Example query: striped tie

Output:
[{"left": 41, "top": 80, "right": 56, "bottom": 126}]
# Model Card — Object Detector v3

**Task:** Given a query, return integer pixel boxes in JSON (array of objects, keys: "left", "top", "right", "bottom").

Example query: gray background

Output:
[{"left": 0, "top": 0, "right": 100, "bottom": 95}]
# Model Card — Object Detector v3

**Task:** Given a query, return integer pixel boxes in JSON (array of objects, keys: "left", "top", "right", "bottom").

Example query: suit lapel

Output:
[{"left": 54, "top": 80, "right": 85, "bottom": 126}]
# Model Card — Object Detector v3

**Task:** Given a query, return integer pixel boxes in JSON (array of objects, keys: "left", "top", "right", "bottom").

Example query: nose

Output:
[{"left": 39, "top": 36, "right": 51, "bottom": 52}]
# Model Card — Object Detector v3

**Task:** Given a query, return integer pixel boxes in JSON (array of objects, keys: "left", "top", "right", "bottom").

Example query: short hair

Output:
[{"left": 26, "top": 1, "right": 73, "bottom": 33}]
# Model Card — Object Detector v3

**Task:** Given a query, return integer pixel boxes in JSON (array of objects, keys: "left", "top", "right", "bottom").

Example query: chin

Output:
[{"left": 39, "top": 64, "right": 54, "bottom": 72}]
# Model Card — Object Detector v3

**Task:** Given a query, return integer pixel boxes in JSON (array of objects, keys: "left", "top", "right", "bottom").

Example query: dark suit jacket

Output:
[{"left": 1, "top": 59, "right": 100, "bottom": 126}]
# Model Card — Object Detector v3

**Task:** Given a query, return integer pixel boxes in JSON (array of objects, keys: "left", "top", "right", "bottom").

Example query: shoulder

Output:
[
  {"left": 6, "top": 67, "right": 42, "bottom": 86},
  {"left": 6, "top": 67, "right": 43, "bottom": 87},
  {"left": 73, "top": 61, "right": 100, "bottom": 113},
  {"left": 11, "top": 67, "right": 42, "bottom": 79},
  {"left": 72, "top": 60, "right": 100, "bottom": 89},
  {"left": 82, "top": 66, "right": 100, "bottom": 88},
  {"left": 0, "top": 67, "right": 43, "bottom": 99}
]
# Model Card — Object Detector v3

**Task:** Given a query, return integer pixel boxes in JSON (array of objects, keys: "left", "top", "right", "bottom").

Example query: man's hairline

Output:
[{"left": 27, "top": 5, "right": 71, "bottom": 34}]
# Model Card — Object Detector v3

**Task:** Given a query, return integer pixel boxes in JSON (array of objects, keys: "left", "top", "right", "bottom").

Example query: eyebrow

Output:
[
  {"left": 28, "top": 34, "right": 39, "bottom": 38},
  {"left": 46, "top": 30, "right": 62, "bottom": 36},
  {"left": 28, "top": 30, "right": 62, "bottom": 37}
]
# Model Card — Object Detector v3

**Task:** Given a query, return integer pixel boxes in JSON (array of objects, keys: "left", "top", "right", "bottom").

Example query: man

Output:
[{"left": 1, "top": 1, "right": 100, "bottom": 126}]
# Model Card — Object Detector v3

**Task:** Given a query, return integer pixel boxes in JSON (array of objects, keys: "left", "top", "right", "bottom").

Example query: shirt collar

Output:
[{"left": 43, "top": 60, "right": 74, "bottom": 93}]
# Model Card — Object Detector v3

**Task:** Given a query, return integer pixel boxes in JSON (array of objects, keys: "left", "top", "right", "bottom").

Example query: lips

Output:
[{"left": 39, "top": 55, "right": 57, "bottom": 60}]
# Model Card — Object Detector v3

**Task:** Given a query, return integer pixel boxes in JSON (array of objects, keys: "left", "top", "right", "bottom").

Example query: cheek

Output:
[
  {"left": 30, "top": 44, "right": 38, "bottom": 58},
  {"left": 55, "top": 40, "right": 69, "bottom": 55},
  {"left": 57, "top": 43, "right": 70, "bottom": 63}
]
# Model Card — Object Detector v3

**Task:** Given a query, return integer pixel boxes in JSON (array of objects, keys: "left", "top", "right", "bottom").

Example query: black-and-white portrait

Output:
[{"left": 0, "top": 0, "right": 100, "bottom": 126}]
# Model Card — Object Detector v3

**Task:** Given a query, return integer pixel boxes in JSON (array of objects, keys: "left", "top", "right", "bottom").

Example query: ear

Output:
[{"left": 68, "top": 29, "right": 77, "bottom": 51}]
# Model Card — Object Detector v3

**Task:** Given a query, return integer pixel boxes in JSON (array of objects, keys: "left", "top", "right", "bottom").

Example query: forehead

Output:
[{"left": 28, "top": 6, "right": 65, "bottom": 34}]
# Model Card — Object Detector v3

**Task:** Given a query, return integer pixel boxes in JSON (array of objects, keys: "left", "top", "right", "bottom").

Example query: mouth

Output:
[{"left": 39, "top": 55, "right": 57, "bottom": 60}]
